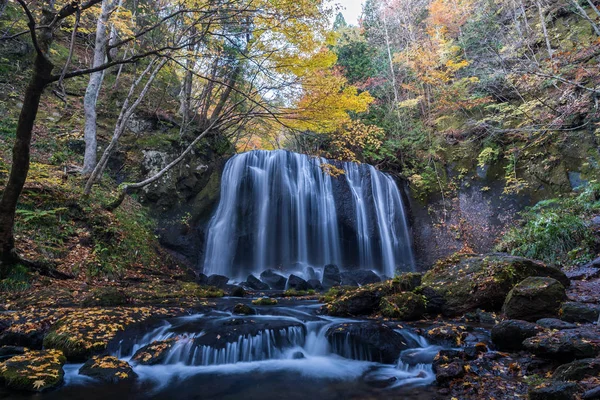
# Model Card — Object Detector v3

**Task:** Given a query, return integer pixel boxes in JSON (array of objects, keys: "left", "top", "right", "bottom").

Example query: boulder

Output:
[
  {"left": 380, "top": 293, "right": 426, "bottom": 321},
  {"left": 79, "top": 356, "right": 137, "bottom": 383},
  {"left": 536, "top": 318, "right": 577, "bottom": 330},
  {"left": 305, "top": 267, "right": 318, "bottom": 281},
  {"left": 322, "top": 264, "right": 341, "bottom": 288},
  {"left": 307, "top": 279, "right": 323, "bottom": 291},
  {"left": 341, "top": 270, "right": 381, "bottom": 286},
  {"left": 422, "top": 254, "right": 568, "bottom": 316},
  {"left": 491, "top": 320, "right": 543, "bottom": 351},
  {"left": 0, "top": 349, "right": 66, "bottom": 392},
  {"left": 325, "top": 285, "right": 383, "bottom": 316},
  {"left": 394, "top": 272, "right": 423, "bottom": 291},
  {"left": 502, "top": 277, "right": 566, "bottom": 321},
  {"left": 566, "top": 265, "right": 600, "bottom": 281},
  {"left": 206, "top": 274, "right": 230, "bottom": 289},
  {"left": 417, "top": 286, "right": 445, "bottom": 315},
  {"left": 433, "top": 350, "right": 466, "bottom": 386},
  {"left": 528, "top": 382, "right": 579, "bottom": 400},
  {"left": 132, "top": 339, "right": 179, "bottom": 365},
  {"left": 260, "top": 270, "right": 287, "bottom": 290},
  {"left": 0, "top": 319, "right": 9, "bottom": 335},
  {"left": 286, "top": 274, "right": 309, "bottom": 291},
  {"left": 523, "top": 328, "right": 600, "bottom": 361},
  {"left": 553, "top": 358, "right": 600, "bottom": 381},
  {"left": 423, "top": 324, "right": 468, "bottom": 347},
  {"left": 560, "top": 302, "right": 600, "bottom": 323},
  {"left": 0, "top": 324, "right": 48, "bottom": 349},
  {"left": 245, "top": 274, "right": 269, "bottom": 291},
  {"left": 233, "top": 303, "right": 256, "bottom": 315},
  {"left": 584, "top": 386, "right": 600, "bottom": 399},
  {"left": 195, "top": 273, "right": 208, "bottom": 285},
  {"left": 325, "top": 322, "right": 420, "bottom": 364},
  {"left": 0, "top": 346, "right": 25, "bottom": 361},
  {"left": 228, "top": 285, "right": 246, "bottom": 298}
]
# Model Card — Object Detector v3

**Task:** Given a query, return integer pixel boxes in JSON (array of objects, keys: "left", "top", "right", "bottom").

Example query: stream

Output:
[{"left": 0, "top": 297, "right": 442, "bottom": 400}]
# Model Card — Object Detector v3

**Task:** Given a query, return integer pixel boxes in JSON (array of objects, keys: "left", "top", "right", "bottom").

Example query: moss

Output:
[
  {"left": 380, "top": 292, "right": 426, "bottom": 320},
  {"left": 0, "top": 349, "right": 66, "bottom": 392},
  {"left": 233, "top": 303, "right": 256, "bottom": 315},
  {"left": 81, "top": 287, "right": 131, "bottom": 307},
  {"left": 79, "top": 356, "right": 136, "bottom": 383},
  {"left": 392, "top": 273, "right": 423, "bottom": 292},
  {"left": 252, "top": 297, "right": 278, "bottom": 306},
  {"left": 282, "top": 289, "right": 316, "bottom": 297}
]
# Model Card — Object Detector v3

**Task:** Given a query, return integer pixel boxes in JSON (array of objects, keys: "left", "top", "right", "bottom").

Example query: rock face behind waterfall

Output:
[{"left": 202, "top": 150, "right": 415, "bottom": 279}]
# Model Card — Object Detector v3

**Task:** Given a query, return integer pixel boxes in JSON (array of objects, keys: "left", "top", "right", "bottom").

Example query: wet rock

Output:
[
  {"left": 325, "top": 285, "right": 383, "bottom": 316},
  {"left": 245, "top": 274, "right": 269, "bottom": 291},
  {"left": 584, "top": 386, "right": 600, "bottom": 399},
  {"left": 326, "top": 322, "right": 419, "bottom": 364},
  {"left": 0, "top": 349, "right": 66, "bottom": 392},
  {"left": 252, "top": 297, "right": 278, "bottom": 306},
  {"left": 305, "top": 267, "right": 318, "bottom": 281},
  {"left": 422, "top": 254, "right": 568, "bottom": 316},
  {"left": 423, "top": 324, "right": 468, "bottom": 347},
  {"left": 0, "top": 320, "right": 9, "bottom": 335},
  {"left": 433, "top": 350, "right": 466, "bottom": 387},
  {"left": 340, "top": 270, "right": 381, "bottom": 286},
  {"left": 287, "top": 274, "right": 309, "bottom": 291},
  {"left": 132, "top": 339, "right": 179, "bottom": 365},
  {"left": 528, "top": 382, "right": 578, "bottom": 400},
  {"left": 307, "top": 279, "right": 323, "bottom": 291},
  {"left": 491, "top": 320, "right": 543, "bottom": 351},
  {"left": 394, "top": 272, "right": 422, "bottom": 291},
  {"left": 537, "top": 318, "right": 577, "bottom": 330},
  {"left": 79, "top": 356, "right": 137, "bottom": 383},
  {"left": 260, "top": 270, "right": 287, "bottom": 290},
  {"left": 228, "top": 285, "right": 246, "bottom": 298},
  {"left": 523, "top": 328, "right": 600, "bottom": 361},
  {"left": 552, "top": 358, "right": 600, "bottom": 381},
  {"left": 566, "top": 265, "right": 600, "bottom": 281},
  {"left": 503, "top": 277, "right": 566, "bottom": 321},
  {"left": 560, "top": 302, "right": 600, "bottom": 323},
  {"left": 418, "top": 286, "right": 445, "bottom": 315},
  {"left": 292, "top": 351, "right": 305, "bottom": 360},
  {"left": 233, "top": 303, "right": 256, "bottom": 315},
  {"left": 206, "top": 274, "right": 230, "bottom": 289},
  {"left": 0, "top": 346, "right": 25, "bottom": 361},
  {"left": 363, "top": 373, "right": 398, "bottom": 389},
  {"left": 195, "top": 273, "right": 208, "bottom": 285},
  {"left": 322, "top": 264, "right": 341, "bottom": 288},
  {"left": 380, "top": 293, "right": 426, "bottom": 321},
  {"left": 0, "top": 324, "right": 48, "bottom": 349}
]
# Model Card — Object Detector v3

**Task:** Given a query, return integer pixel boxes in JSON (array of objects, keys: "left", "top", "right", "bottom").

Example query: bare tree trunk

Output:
[
  {"left": 536, "top": 0, "right": 553, "bottom": 59},
  {"left": 82, "top": 0, "right": 117, "bottom": 175},
  {"left": 0, "top": 0, "right": 7, "bottom": 18},
  {"left": 571, "top": 0, "right": 600, "bottom": 35},
  {"left": 84, "top": 58, "right": 168, "bottom": 195},
  {"left": 585, "top": 0, "right": 600, "bottom": 18}
]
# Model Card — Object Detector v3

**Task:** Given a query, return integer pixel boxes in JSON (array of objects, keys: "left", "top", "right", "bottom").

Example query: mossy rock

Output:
[
  {"left": 0, "top": 349, "right": 66, "bottom": 392},
  {"left": 131, "top": 339, "right": 179, "bottom": 365},
  {"left": 380, "top": 293, "right": 426, "bottom": 321},
  {"left": 233, "top": 303, "right": 256, "bottom": 315},
  {"left": 81, "top": 287, "right": 131, "bottom": 307},
  {"left": 502, "top": 277, "right": 566, "bottom": 322},
  {"left": 252, "top": 297, "right": 278, "bottom": 306},
  {"left": 79, "top": 356, "right": 137, "bottom": 383},
  {"left": 392, "top": 273, "right": 422, "bottom": 292},
  {"left": 324, "top": 281, "right": 400, "bottom": 317},
  {"left": 421, "top": 253, "right": 568, "bottom": 316}
]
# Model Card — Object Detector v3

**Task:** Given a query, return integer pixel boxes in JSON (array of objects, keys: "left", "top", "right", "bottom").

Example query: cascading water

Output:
[{"left": 203, "top": 150, "right": 415, "bottom": 279}]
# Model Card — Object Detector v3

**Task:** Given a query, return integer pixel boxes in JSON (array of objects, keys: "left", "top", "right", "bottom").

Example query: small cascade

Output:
[{"left": 203, "top": 150, "right": 415, "bottom": 279}]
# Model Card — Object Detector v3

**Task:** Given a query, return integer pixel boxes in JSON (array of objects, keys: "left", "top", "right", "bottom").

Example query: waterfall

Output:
[{"left": 203, "top": 150, "right": 414, "bottom": 279}]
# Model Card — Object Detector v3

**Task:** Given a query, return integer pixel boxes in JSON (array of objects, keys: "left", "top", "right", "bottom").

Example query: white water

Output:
[{"left": 203, "top": 150, "right": 415, "bottom": 279}]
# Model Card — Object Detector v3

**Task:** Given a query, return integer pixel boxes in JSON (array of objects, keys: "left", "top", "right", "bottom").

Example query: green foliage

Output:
[
  {"left": 498, "top": 182, "right": 600, "bottom": 265},
  {"left": 0, "top": 264, "right": 31, "bottom": 291}
]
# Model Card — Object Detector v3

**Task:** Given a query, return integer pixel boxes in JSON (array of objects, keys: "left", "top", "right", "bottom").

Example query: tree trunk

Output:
[
  {"left": 571, "top": 0, "right": 600, "bottom": 36},
  {"left": 0, "top": 0, "right": 7, "bottom": 19},
  {"left": 536, "top": 0, "right": 553, "bottom": 59},
  {"left": 82, "top": 0, "right": 115, "bottom": 175},
  {"left": 0, "top": 55, "right": 53, "bottom": 269}
]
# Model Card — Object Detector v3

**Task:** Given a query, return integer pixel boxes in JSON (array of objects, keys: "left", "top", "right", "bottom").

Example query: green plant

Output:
[{"left": 497, "top": 182, "right": 600, "bottom": 265}]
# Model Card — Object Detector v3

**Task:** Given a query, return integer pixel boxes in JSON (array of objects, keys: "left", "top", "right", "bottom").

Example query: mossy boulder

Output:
[
  {"left": 491, "top": 320, "right": 543, "bottom": 351},
  {"left": 559, "top": 302, "right": 600, "bottom": 323},
  {"left": 324, "top": 281, "right": 397, "bottom": 316},
  {"left": 0, "top": 349, "right": 66, "bottom": 392},
  {"left": 79, "top": 356, "right": 137, "bottom": 383},
  {"left": 81, "top": 287, "right": 131, "bottom": 307},
  {"left": 523, "top": 328, "right": 600, "bottom": 361},
  {"left": 552, "top": 358, "right": 600, "bottom": 381},
  {"left": 502, "top": 277, "right": 566, "bottom": 321},
  {"left": 251, "top": 297, "right": 278, "bottom": 306},
  {"left": 131, "top": 339, "right": 179, "bottom": 365},
  {"left": 380, "top": 293, "right": 426, "bottom": 321},
  {"left": 233, "top": 303, "right": 256, "bottom": 315},
  {"left": 393, "top": 273, "right": 422, "bottom": 291},
  {"left": 421, "top": 254, "right": 568, "bottom": 316},
  {"left": 528, "top": 382, "right": 579, "bottom": 400}
]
